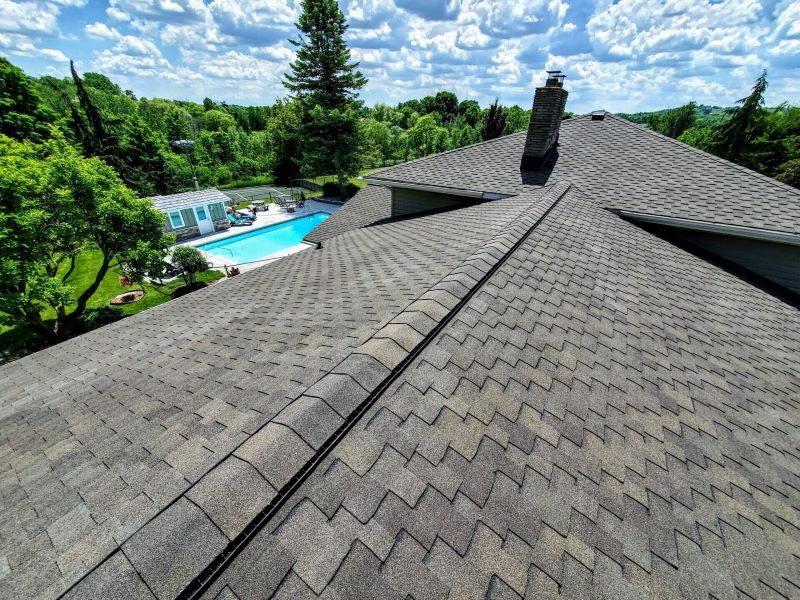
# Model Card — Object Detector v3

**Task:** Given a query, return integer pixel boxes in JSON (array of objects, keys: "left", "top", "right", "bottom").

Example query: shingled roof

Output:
[
  {"left": 366, "top": 113, "right": 800, "bottom": 235},
  {"left": 151, "top": 188, "right": 230, "bottom": 212},
  {"left": 1, "top": 111, "right": 799, "bottom": 600}
]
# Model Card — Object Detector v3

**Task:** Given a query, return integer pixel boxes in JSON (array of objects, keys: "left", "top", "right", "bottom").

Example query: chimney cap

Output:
[{"left": 545, "top": 70, "right": 566, "bottom": 87}]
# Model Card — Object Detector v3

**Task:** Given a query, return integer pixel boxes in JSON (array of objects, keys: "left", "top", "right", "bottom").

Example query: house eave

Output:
[
  {"left": 363, "top": 177, "right": 510, "bottom": 201},
  {"left": 613, "top": 210, "right": 800, "bottom": 246}
]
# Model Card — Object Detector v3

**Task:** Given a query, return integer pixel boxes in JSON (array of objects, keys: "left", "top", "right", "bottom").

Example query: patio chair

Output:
[
  {"left": 295, "top": 194, "right": 307, "bottom": 212},
  {"left": 227, "top": 213, "right": 252, "bottom": 227},
  {"left": 274, "top": 195, "right": 296, "bottom": 213}
]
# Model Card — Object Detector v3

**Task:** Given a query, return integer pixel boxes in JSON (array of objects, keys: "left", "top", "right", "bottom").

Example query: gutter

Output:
[
  {"left": 363, "top": 177, "right": 511, "bottom": 201},
  {"left": 613, "top": 210, "right": 800, "bottom": 247}
]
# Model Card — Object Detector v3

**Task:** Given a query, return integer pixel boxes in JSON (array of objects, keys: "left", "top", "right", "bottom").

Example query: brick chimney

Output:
[{"left": 520, "top": 71, "right": 568, "bottom": 170}]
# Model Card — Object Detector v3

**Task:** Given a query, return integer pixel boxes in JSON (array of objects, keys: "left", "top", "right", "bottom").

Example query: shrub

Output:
[
  {"left": 776, "top": 159, "right": 800, "bottom": 189},
  {"left": 69, "top": 307, "right": 123, "bottom": 335},
  {"left": 321, "top": 181, "right": 359, "bottom": 199},
  {"left": 171, "top": 245, "right": 209, "bottom": 286}
]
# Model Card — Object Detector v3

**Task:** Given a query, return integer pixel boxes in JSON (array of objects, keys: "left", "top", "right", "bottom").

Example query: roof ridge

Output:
[{"left": 603, "top": 112, "right": 800, "bottom": 198}]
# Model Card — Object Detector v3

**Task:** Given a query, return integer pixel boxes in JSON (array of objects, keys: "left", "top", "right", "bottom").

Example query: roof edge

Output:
[
  {"left": 614, "top": 209, "right": 800, "bottom": 246},
  {"left": 362, "top": 177, "right": 512, "bottom": 201},
  {"left": 604, "top": 113, "right": 800, "bottom": 199}
]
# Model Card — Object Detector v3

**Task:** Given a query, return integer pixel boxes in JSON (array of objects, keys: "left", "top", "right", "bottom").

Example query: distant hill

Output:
[{"left": 617, "top": 104, "right": 728, "bottom": 125}]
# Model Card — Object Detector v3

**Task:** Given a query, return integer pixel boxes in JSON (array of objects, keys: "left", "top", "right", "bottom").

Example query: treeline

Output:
[
  {"left": 0, "top": 56, "right": 534, "bottom": 198},
  {"left": 360, "top": 93, "right": 534, "bottom": 164},
  {"left": 618, "top": 72, "right": 800, "bottom": 188}
]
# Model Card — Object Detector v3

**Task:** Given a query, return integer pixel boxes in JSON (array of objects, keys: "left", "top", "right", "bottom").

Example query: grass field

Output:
[{"left": 0, "top": 248, "right": 224, "bottom": 362}]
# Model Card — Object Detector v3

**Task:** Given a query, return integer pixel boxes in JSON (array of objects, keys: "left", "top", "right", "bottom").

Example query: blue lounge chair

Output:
[{"left": 227, "top": 213, "right": 252, "bottom": 226}]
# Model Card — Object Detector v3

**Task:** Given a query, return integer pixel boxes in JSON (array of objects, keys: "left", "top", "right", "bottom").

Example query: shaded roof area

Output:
[
  {"left": 189, "top": 187, "right": 800, "bottom": 600},
  {"left": 304, "top": 185, "right": 392, "bottom": 244},
  {"left": 151, "top": 188, "right": 230, "bottom": 212},
  {"left": 0, "top": 191, "right": 549, "bottom": 599},
  {"left": 366, "top": 113, "right": 800, "bottom": 235}
]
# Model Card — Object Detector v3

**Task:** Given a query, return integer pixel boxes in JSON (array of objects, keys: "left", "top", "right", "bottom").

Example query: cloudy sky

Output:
[{"left": 1, "top": 0, "right": 798, "bottom": 112}]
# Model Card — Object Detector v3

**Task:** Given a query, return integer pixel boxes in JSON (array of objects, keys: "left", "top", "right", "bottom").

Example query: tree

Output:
[
  {"left": 171, "top": 245, "right": 208, "bottom": 286},
  {"left": 421, "top": 91, "right": 459, "bottom": 125},
  {"left": 481, "top": 99, "right": 506, "bottom": 141},
  {"left": 118, "top": 115, "right": 172, "bottom": 196},
  {"left": 715, "top": 71, "right": 768, "bottom": 163},
  {"left": 503, "top": 105, "right": 530, "bottom": 134},
  {"left": 360, "top": 118, "right": 393, "bottom": 163},
  {"left": 200, "top": 109, "right": 237, "bottom": 132},
  {"left": 0, "top": 57, "right": 55, "bottom": 143},
  {"left": 284, "top": 0, "right": 367, "bottom": 198},
  {"left": 407, "top": 114, "right": 448, "bottom": 157},
  {"left": 0, "top": 132, "right": 171, "bottom": 339},
  {"left": 70, "top": 60, "right": 114, "bottom": 160},
  {"left": 266, "top": 98, "right": 303, "bottom": 182},
  {"left": 776, "top": 159, "right": 800, "bottom": 189},
  {"left": 123, "top": 240, "right": 169, "bottom": 291},
  {"left": 648, "top": 102, "right": 697, "bottom": 139},
  {"left": 458, "top": 100, "right": 482, "bottom": 127}
]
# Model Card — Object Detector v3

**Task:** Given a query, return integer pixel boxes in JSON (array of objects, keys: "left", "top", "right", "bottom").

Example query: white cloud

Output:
[
  {"left": 85, "top": 22, "right": 121, "bottom": 40},
  {"left": 4, "top": 0, "right": 798, "bottom": 111},
  {"left": 0, "top": 0, "right": 60, "bottom": 35},
  {"left": 469, "top": 0, "right": 569, "bottom": 38},
  {"left": 114, "top": 35, "right": 164, "bottom": 57}
]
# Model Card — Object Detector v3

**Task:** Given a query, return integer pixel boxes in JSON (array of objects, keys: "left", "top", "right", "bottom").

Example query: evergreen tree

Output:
[
  {"left": 70, "top": 60, "right": 113, "bottom": 159},
  {"left": 284, "top": 0, "right": 367, "bottom": 198},
  {"left": 715, "top": 71, "right": 768, "bottom": 163},
  {"left": 481, "top": 99, "right": 506, "bottom": 141}
]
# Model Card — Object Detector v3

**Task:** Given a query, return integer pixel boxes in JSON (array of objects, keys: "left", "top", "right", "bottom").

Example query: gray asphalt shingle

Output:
[
  {"left": 199, "top": 187, "right": 800, "bottom": 600},
  {"left": 0, "top": 192, "right": 546, "bottom": 599},
  {"left": 151, "top": 188, "right": 230, "bottom": 212}
]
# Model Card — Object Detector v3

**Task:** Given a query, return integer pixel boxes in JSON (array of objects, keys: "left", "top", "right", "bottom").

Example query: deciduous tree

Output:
[{"left": 0, "top": 132, "right": 171, "bottom": 338}]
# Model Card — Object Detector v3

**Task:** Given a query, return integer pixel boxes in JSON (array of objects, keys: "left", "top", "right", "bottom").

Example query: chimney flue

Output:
[{"left": 520, "top": 71, "right": 568, "bottom": 170}]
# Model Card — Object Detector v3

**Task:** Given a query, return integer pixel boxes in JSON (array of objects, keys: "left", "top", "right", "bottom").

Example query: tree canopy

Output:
[
  {"left": 0, "top": 132, "right": 171, "bottom": 339},
  {"left": 0, "top": 57, "right": 55, "bottom": 143},
  {"left": 622, "top": 72, "right": 799, "bottom": 189}
]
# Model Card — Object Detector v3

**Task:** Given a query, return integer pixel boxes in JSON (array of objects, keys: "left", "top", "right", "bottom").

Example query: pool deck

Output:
[{"left": 178, "top": 199, "right": 340, "bottom": 273}]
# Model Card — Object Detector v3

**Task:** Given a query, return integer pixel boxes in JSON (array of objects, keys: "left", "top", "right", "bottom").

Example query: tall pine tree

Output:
[
  {"left": 284, "top": 0, "right": 367, "bottom": 199},
  {"left": 715, "top": 71, "right": 767, "bottom": 163}
]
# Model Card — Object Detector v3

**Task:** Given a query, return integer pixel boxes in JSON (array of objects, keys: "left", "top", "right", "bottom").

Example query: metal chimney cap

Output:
[{"left": 545, "top": 71, "right": 566, "bottom": 87}]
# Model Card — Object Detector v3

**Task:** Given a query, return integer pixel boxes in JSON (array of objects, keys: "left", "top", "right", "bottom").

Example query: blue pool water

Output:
[{"left": 197, "top": 211, "right": 329, "bottom": 263}]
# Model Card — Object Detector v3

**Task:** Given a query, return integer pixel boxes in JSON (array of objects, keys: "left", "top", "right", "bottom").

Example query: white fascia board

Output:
[
  {"left": 363, "top": 177, "right": 484, "bottom": 199},
  {"left": 616, "top": 210, "right": 800, "bottom": 246}
]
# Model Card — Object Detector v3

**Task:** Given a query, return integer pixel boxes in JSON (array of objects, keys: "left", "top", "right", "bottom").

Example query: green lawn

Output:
[{"left": 0, "top": 248, "right": 224, "bottom": 361}]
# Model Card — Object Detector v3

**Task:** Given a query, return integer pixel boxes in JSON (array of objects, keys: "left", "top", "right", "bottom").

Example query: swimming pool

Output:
[{"left": 197, "top": 211, "right": 329, "bottom": 263}]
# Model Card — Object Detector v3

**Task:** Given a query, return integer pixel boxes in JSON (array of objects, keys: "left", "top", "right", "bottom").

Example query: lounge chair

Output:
[
  {"left": 274, "top": 195, "right": 296, "bottom": 212},
  {"left": 227, "top": 213, "right": 252, "bottom": 226},
  {"left": 235, "top": 210, "right": 256, "bottom": 221}
]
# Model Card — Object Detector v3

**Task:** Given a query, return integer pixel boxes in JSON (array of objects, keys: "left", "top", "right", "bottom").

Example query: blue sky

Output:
[{"left": 1, "top": 0, "right": 798, "bottom": 112}]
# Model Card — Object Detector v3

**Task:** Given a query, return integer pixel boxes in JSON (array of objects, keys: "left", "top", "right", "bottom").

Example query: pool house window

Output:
[{"left": 169, "top": 211, "right": 184, "bottom": 228}]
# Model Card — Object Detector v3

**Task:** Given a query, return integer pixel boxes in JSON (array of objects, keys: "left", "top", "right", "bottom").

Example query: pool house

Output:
[{"left": 151, "top": 188, "right": 231, "bottom": 241}]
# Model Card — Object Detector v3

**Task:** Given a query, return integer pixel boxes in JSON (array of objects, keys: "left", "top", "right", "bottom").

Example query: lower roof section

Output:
[
  {"left": 201, "top": 187, "right": 800, "bottom": 600},
  {"left": 303, "top": 186, "right": 392, "bottom": 244},
  {"left": 0, "top": 189, "right": 551, "bottom": 599},
  {"left": 66, "top": 185, "right": 800, "bottom": 599}
]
